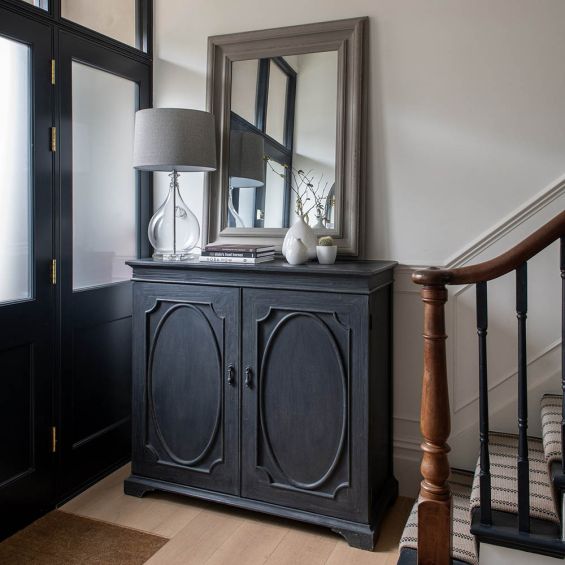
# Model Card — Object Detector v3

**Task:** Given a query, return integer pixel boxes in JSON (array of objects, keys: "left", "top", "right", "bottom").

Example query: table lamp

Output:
[{"left": 133, "top": 108, "right": 217, "bottom": 260}]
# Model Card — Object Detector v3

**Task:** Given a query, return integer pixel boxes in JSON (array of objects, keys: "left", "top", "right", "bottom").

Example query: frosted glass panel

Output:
[
  {"left": 72, "top": 62, "right": 137, "bottom": 290},
  {"left": 62, "top": 0, "right": 136, "bottom": 47},
  {"left": 265, "top": 61, "right": 288, "bottom": 145},
  {"left": 0, "top": 37, "right": 31, "bottom": 304}
]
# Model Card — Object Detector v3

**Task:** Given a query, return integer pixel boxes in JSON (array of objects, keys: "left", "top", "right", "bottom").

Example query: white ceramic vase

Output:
[
  {"left": 285, "top": 236, "right": 309, "bottom": 265},
  {"left": 316, "top": 245, "right": 338, "bottom": 265},
  {"left": 282, "top": 215, "right": 317, "bottom": 260}
]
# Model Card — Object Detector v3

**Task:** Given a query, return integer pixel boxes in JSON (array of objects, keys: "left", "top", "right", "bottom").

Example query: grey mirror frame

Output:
[{"left": 203, "top": 17, "right": 367, "bottom": 256}]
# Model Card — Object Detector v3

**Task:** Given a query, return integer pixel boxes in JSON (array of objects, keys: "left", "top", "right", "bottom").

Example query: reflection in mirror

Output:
[
  {"left": 228, "top": 131, "right": 265, "bottom": 228},
  {"left": 229, "top": 51, "right": 337, "bottom": 230}
]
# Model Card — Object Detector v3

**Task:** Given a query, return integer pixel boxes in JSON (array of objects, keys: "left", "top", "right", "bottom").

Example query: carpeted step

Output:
[
  {"left": 541, "top": 394, "right": 562, "bottom": 468},
  {"left": 470, "top": 432, "right": 559, "bottom": 524},
  {"left": 399, "top": 471, "right": 478, "bottom": 565}
]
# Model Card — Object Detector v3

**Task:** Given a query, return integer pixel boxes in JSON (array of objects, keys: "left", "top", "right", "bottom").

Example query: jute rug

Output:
[{"left": 0, "top": 510, "right": 168, "bottom": 564}]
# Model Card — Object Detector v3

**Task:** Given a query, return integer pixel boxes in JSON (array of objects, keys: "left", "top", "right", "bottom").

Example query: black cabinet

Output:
[{"left": 125, "top": 259, "right": 397, "bottom": 550}]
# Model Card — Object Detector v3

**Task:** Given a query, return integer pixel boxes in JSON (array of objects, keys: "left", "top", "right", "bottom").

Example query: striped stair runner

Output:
[
  {"left": 541, "top": 394, "right": 563, "bottom": 467},
  {"left": 469, "top": 432, "right": 559, "bottom": 523},
  {"left": 398, "top": 395, "right": 565, "bottom": 564}
]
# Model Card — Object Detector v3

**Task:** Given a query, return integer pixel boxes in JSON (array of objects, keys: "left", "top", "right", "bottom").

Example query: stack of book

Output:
[{"left": 199, "top": 244, "right": 275, "bottom": 264}]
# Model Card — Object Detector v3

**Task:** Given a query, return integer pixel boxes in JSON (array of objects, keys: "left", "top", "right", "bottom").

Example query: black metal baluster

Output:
[
  {"left": 477, "top": 281, "right": 492, "bottom": 525},
  {"left": 561, "top": 237, "right": 565, "bottom": 476},
  {"left": 516, "top": 262, "right": 530, "bottom": 533}
]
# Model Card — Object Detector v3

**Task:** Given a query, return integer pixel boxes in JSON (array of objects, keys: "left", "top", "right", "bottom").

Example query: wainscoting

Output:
[{"left": 393, "top": 173, "right": 565, "bottom": 495}]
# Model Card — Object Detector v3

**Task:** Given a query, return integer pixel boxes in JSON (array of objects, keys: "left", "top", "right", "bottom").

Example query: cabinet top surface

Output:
[{"left": 127, "top": 258, "right": 397, "bottom": 276}]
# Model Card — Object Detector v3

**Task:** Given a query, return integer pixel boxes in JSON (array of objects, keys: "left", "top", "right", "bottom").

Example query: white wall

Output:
[{"left": 154, "top": 0, "right": 565, "bottom": 494}]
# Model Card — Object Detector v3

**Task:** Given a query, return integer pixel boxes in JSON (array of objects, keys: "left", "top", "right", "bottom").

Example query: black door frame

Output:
[
  {"left": 56, "top": 30, "right": 152, "bottom": 499},
  {"left": 0, "top": 0, "right": 153, "bottom": 536},
  {"left": 0, "top": 0, "right": 153, "bottom": 62},
  {"left": 0, "top": 6, "right": 54, "bottom": 540}
]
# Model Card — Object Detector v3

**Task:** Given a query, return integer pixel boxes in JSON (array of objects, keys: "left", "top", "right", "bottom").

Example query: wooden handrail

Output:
[
  {"left": 413, "top": 210, "right": 565, "bottom": 286},
  {"left": 411, "top": 209, "right": 565, "bottom": 564}
]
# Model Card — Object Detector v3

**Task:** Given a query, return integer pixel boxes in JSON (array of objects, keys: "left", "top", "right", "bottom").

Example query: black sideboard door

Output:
[
  {"left": 131, "top": 283, "right": 240, "bottom": 495},
  {"left": 241, "top": 289, "right": 369, "bottom": 521}
]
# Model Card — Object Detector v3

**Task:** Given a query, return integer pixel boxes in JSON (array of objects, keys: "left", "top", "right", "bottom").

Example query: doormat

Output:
[{"left": 0, "top": 510, "right": 168, "bottom": 564}]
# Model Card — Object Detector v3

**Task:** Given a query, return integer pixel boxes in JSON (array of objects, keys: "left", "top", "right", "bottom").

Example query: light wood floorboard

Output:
[{"left": 61, "top": 464, "right": 413, "bottom": 564}]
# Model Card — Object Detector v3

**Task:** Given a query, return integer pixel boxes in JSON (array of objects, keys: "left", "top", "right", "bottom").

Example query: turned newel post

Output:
[{"left": 417, "top": 283, "right": 452, "bottom": 565}]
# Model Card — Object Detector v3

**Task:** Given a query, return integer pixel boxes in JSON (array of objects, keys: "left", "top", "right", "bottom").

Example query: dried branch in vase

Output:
[{"left": 264, "top": 156, "right": 332, "bottom": 226}]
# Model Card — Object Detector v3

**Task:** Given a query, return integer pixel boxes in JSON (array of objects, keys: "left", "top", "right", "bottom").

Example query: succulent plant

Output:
[{"left": 318, "top": 236, "right": 335, "bottom": 247}]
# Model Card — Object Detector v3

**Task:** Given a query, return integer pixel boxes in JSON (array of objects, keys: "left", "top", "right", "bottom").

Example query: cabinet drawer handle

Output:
[
  {"left": 227, "top": 364, "right": 235, "bottom": 386},
  {"left": 245, "top": 367, "right": 253, "bottom": 388}
]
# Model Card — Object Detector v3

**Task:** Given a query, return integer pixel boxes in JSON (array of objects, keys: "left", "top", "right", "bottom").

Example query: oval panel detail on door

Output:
[
  {"left": 260, "top": 313, "right": 347, "bottom": 490},
  {"left": 148, "top": 304, "right": 222, "bottom": 466}
]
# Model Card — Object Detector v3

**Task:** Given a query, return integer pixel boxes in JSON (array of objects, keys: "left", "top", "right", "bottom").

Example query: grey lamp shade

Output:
[
  {"left": 133, "top": 108, "right": 217, "bottom": 172},
  {"left": 229, "top": 130, "right": 265, "bottom": 188}
]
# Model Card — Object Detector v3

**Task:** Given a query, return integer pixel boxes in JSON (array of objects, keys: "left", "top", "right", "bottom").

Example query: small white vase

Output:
[
  {"left": 285, "top": 237, "right": 309, "bottom": 265},
  {"left": 316, "top": 245, "right": 338, "bottom": 265},
  {"left": 282, "top": 215, "right": 317, "bottom": 260}
]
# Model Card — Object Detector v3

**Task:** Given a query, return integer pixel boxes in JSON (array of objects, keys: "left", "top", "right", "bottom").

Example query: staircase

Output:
[{"left": 397, "top": 210, "right": 565, "bottom": 564}]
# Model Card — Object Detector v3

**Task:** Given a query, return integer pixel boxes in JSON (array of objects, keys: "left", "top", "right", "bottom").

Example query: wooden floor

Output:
[{"left": 61, "top": 465, "right": 413, "bottom": 565}]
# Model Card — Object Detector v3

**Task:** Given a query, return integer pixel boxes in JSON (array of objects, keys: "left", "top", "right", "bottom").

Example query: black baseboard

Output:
[{"left": 471, "top": 508, "right": 565, "bottom": 558}]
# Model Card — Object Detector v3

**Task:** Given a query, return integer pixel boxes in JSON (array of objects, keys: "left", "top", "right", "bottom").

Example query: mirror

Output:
[
  {"left": 229, "top": 53, "right": 337, "bottom": 230},
  {"left": 205, "top": 18, "right": 367, "bottom": 255}
]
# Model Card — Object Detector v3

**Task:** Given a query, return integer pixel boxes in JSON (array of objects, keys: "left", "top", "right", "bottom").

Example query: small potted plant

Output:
[{"left": 316, "top": 236, "right": 338, "bottom": 265}]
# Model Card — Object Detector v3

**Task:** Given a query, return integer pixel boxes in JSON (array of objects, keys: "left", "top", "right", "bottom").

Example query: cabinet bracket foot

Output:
[{"left": 124, "top": 476, "right": 155, "bottom": 498}]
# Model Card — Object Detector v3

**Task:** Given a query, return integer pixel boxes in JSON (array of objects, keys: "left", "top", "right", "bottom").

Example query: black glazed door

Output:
[
  {"left": 0, "top": 9, "right": 54, "bottom": 539},
  {"left": 241, "top": 289, "right": 367, "bottom": 521},
  {"left": 132, "top": 283, "right": 240, "bottom": 495},
  {"left": 57, "top": 31, "right": 151, "bottom": 497}
]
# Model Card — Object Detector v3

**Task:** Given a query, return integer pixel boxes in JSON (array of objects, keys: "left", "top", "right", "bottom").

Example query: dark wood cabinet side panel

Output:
[{"left": 368, "top": 285, "right": 398, "bottom": 523}]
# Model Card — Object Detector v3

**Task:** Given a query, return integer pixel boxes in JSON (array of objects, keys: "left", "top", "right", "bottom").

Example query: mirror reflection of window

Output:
[
  {"left": 265, "top": 61, "right": 288, "bottom": 145},
  {"left": 292, "top": 51, "right": 337, "bottom": 229},
  {"left": 264, "top": 160, "right": 286, "bottom": 228},
  {"left": 231, "top": 59, "right": 259, "bottom": 126},
  {"left": 228, "top": 130, "right": 265, "bottom": 228},
  {"left": 229, "top": 50, "right": 337, "bottom": 230}
]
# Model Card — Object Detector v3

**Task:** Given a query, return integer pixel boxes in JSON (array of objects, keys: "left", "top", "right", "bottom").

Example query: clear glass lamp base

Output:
[{"left": 148, "top": 171, "right": 201, "bottom": 262}]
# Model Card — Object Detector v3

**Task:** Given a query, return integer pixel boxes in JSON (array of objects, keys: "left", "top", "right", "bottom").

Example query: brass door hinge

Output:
[
  {"left": 51, "top": 59, "right": 55, "bottom": 85},
  {"left": 50, "top": 127, "right": 56, "bottom": 152},
  {"left": 51, "top": 426, "right": 57, "bottom": 453},
  {"left": 51, "top": 259, "right": 57, "bottom": 285}
]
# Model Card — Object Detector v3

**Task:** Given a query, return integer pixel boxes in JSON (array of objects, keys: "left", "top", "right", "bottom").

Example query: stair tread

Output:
[
  {"left": 541, "top": 393, "right": 562, "bottom": 468},
  {"left": 470, "top": 431, "right": 559, "bottom": 524},
  {"left": 399, "top": 471, "right": 478, "bottom": 565}
]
